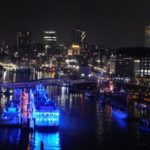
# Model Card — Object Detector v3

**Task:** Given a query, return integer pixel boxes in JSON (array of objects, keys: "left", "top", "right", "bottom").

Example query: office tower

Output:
[
  {"left": 115, "top": 58, "right": 134, "bottom": 77},
  {"left": 145, "top": 26, "right": 150, "bottom": 47},
  {"left": 139, "top": 58, "right": 150, "bottom": 76},
  {"left": 17, "top": 31, "right": 32, "bottom": 49},
  {"left": 43, "top": 31, "right": 57, "bottom": 51},
  {"left": 73, "top": 27, "right": 87, "bottom": 51}
]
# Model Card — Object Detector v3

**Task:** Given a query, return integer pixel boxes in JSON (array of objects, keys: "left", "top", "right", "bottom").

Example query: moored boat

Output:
[
  {"left": 32, "top": 84, "right": 59, "bottom": 129},
  {"left": 0, "top": 88, "right": 23, "bottom": 127},
  {"left": 0, "top": 100, "right": 21, "bottom": 126}
]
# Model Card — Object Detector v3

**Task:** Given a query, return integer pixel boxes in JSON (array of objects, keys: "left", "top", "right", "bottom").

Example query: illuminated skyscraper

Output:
[
  {"left": 73, "top": 28, "right": 87, "bottom": 51},
  {"left": 145, "top": 26, "right": 150, "bottom": 47},
  {"left": 43, "top": 31, "right": 57, "bottom": 51}
]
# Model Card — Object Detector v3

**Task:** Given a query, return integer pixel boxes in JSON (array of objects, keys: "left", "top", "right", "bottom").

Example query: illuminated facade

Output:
[
  {"left": 134, "top": 59, "right": 140, "bottom": 76},
  {"left": 43, "top": 31, "right": 57, "bottom": 53},
  {"left": 65, "top": 58, "right": 79, "bottom": 70},
  {"left": 134, "top": 58, "right": 150, "bottom": 76},
  {"left": 108, "top": 54, "right": 116, "bottom": 74},
  {"left": 68, "top": 44, "right": 80, "bottom": 55},
  {"left": 139, "top": 58, "right": 150, "bottom": 76}
]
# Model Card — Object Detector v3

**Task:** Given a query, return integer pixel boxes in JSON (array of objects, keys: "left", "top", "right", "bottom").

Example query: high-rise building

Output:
[
  {"left": 115, "top": 58, "right": 134, "bottom": 77},
  {"left": 17, "top": 31, "right": 32, "bottom": 49},
  {"left": 73, "top": 28, "right": 87, "bottom": 51},
  {"left": 145, "top": 26, "right": 150, "bottom": 47},
  {"left": 139, "top": 58, "right": 150, "bottom": 76},
  {"left": 43, "top": 31, "right": 57, "bottom": 51}
]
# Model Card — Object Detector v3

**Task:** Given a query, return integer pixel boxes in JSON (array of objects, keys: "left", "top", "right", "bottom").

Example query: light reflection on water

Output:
[
  {"left": 0, "top": 72, "right": 150, "bottom": 149},
  {"left": 0, "top": 70, "right": 55, "bottom": 82},
  {"left": 33, "top": 132, "right": 60, "bottom": 150},
  {"left": 0, "top": 128, "right": 21, "bottom": 149},
  {"left": 0, "top": 85, "right": 149, "bottom": 150}
]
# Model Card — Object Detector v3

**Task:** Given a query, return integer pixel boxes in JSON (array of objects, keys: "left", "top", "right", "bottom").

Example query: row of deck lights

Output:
[
  {"left": 36, "top": 118, "right": 59, "bottom": 125},
  {"left": 35, "top": 112, "right": 59, "bottom": 117}
]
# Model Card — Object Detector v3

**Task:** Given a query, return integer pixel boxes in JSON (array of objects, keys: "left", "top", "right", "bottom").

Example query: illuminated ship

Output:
[
  {"left": 0, "top": 101, "right": 21, "bottom": 125},
  {"left": 0, "top": 89, "right": 22, "bottom": 125},
  {"left": 32, "top": 84, "right": 59, "bottom": 128},
  {"left": 0, "top": 89, "right": 22, "bottom": 126}
]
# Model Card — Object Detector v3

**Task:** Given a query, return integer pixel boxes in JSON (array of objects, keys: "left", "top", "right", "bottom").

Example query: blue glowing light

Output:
[
  {"left": 34, "top": 132, "right": 60, "bottom": 150},
  {"left": 1, "top": 88, "right": 22, "bottom": 125},
  {"left": 112, "top": 109, "right": 128, "bottom": 119},
  {"left": 112, "top": 108, "right": 128, "bottom": 128},
  {"left": 114, "top": 116, "right": 127, "bottom": 128},
  {"left": 7, "top": 107, "right": 16, "bottom": 113}
]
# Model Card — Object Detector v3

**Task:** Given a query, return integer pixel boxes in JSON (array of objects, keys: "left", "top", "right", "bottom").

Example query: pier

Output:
[{"left": 0, "top": 82, "right": 61, "bottom": 131}]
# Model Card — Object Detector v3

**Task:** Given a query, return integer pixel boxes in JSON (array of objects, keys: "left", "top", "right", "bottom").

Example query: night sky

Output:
[{"left": 0, "top": 0, "right": 150, "bottom": 48}]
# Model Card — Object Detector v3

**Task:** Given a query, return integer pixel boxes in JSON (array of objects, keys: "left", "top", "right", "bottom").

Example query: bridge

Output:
[{"left": 0, "top": 78, "right": 98, "bottom": 89}]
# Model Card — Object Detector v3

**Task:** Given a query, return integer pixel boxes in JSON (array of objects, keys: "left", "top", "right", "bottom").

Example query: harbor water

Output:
[{"left": 0, "top": 71, "right": 150, "bottom": 150}]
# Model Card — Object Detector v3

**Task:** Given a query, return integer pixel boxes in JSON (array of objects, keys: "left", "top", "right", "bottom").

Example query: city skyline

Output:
[{"left": 0, "top": 0, "right": 150, "bottom": 48}]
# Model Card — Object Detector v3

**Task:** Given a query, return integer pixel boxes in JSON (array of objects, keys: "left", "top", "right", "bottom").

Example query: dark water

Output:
[{"left": 0, "top": 71, "right": 150, "bottom": 150}]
